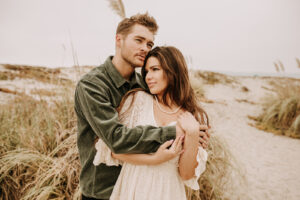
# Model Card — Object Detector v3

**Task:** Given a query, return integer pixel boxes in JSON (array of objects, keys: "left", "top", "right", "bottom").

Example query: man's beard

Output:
[{"left": 122, "top": 53, "right": 143, "bottom": 68}]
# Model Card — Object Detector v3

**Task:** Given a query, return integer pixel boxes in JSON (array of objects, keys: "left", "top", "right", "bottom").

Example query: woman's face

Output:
[{"left": 144, "top": 56, "right": 168, "bottom": 97}]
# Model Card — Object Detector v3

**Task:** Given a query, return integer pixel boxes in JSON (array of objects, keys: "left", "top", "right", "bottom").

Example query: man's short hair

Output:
[{"left": 116, "top": 13, "right": 158, "bottom": 36}]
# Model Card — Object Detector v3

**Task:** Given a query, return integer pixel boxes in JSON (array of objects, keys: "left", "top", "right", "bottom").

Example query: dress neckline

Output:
[{"left": 151, "top": 97, "right": 177, "bottom": 127}]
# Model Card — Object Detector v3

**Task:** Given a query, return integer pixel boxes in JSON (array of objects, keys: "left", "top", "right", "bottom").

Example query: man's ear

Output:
[{"left": 115, "top": 34, "right": 123, "bottom": 48}]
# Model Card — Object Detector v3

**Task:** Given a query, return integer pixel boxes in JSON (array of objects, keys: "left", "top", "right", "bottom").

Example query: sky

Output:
[{"left": 0, "top": 0, "right": 300, "bottom": 75}]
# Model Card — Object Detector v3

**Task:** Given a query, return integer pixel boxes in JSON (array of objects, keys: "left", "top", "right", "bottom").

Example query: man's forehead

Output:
[{"left": 129, "top": 24, "right": 154, "bottom": 42}]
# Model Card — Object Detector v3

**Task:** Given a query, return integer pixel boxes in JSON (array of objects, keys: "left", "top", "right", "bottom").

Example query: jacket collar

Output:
[{"left": 104, "top": 56, "right": 139, "bottom": 88}]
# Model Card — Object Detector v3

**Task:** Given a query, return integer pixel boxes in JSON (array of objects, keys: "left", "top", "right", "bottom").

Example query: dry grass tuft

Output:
[
  {"left": 0, "top": 87, "right": 20, "bottom": 95},
  {"left": 189, "top": 72, "right": 205, "bottom": 98},
  {"left": 250, "top": 81, "right": 300, "bottom": 139},
  {"left": 241, "top": 86, "right": 249, "bottom": 92},
  {"left": 196, "top": 71, "right": 221, "bottom": 85},
  {"left": 107, "top": 0, "right": 126, "bottom": 18},
  {"left": 296, "top": 58, "right": 300, "bottom": 69},
  {"left": 3, "top": 64, "right": 60, "bottom": 74},
  {"left": 235, "top": 98, "right": 256, "bottom": 105},
  {"left": 189, "top": 71, "right": 215, "bottom": 103},
  {"left": 30, "top": 88, "right": 57, "bottom": 96},
  {"left": 2, "top": 64, "right": 73, "bottom": 85},
  {"left": 0, "top": 86, "right": 81, "bottom": 199},
  {"left": 0, "top": 71, "right": 18, "bottom": 80},
  {"left": 192, "top": 70, "right": 236, "bottom": 85}
]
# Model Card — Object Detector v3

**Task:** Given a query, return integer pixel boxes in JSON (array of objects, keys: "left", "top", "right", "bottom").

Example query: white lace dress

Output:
[{"left": 93, "top": 91, "right": 208, "bottom": 200}]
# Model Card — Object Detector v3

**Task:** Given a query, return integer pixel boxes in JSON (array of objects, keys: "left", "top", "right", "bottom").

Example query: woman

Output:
[{"left": 94, "top": 46, "right": 209, "bottom": 200}]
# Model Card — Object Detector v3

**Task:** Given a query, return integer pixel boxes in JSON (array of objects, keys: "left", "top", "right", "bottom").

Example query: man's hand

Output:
[{"left": 198, "top": 125, "right": 210, "bottom": 149}]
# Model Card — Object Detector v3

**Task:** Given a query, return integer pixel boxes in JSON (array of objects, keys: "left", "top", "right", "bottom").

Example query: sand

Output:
[{"left": 202, "top": 76, "right": 300, "bottom": 200}]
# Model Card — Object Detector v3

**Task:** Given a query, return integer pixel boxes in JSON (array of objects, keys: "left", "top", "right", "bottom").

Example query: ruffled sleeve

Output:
[
  {"left": 93, "top": 139, "right": 123, "bottom": 166},
  {"left": 183, "top": 146, "right": 208, "bottom": 190}
]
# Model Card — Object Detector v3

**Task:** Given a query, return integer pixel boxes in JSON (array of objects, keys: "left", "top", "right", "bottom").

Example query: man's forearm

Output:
[
  {"left": 76, "top": 81, "right": 176, "bottom": 154},
  {"left": 108, "top": 125, "right": 176, "bottom": 154}
]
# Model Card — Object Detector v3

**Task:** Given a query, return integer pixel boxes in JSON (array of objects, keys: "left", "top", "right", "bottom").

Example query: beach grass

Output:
[
  {"left": 0, "top": 78, "right": 80, "bottom": 199},
  {"left": 0, "top": 66, "right": 241, "bottom": 200},
  {"left": 250, "top": 80, "right": 300, "bottom": 139}
]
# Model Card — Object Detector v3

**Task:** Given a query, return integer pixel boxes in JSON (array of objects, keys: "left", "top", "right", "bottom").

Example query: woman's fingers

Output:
[
  {"left": 170, "top": 135, "right": 184, "bottom": 155},
  {"left": 173, "top": 136, "right": 183, "bottom": 153},
  {"left": 177, "top": 148, "right": 185, "bottom": 155},
  {"left": 159, "top": 140, "right": 174, "bottom": 150},
  {"left": 170, "top": 135, "right": 181, "bottom": 150},
  {"left": 176, "top": 135, "right": 184, "bottom": 150}
]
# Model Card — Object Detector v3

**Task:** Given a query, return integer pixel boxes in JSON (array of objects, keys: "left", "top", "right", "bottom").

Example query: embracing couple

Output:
[{"left": 75, "top": 13, "right": 210, "bottom": 200}]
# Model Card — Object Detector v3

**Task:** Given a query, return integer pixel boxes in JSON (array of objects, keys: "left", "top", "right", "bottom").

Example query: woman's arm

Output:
[
  {"left": 178, "top": 132, "right": 199, "bottom": 180},
  {"left": 177, "top": 112, "right": 204, "bottom": 180},
  {"left": 112, "top": 135, "right": 184, "bottom": 165}
]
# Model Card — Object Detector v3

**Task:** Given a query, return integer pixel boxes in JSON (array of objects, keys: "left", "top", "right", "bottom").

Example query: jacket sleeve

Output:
[{"left": 75, "top": 79, "right": 176, "bottom": 154}]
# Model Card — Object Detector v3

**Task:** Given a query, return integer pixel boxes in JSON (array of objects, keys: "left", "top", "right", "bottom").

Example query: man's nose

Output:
[{"left": 141, "top": 42, "right": 149, "bottom": 53}]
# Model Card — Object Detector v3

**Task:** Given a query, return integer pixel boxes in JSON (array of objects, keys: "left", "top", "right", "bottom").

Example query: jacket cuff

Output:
[{"left": 162, "top": 126, "right": 176, "bottom": 142}]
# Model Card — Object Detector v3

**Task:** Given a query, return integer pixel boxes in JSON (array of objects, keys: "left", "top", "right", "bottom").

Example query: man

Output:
[{"left": 74, "top": 13, "right": 209, "bottom": 200}]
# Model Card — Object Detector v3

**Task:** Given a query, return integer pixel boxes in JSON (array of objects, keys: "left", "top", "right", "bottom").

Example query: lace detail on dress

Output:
[
  {"left": 119, "top": 94, "right": 135, "bottom": 128},
  {"left": 183, "top": 147, "right": 208, "bottom": 190},
  {"left": 119, "top": 91, "right": 147, "bottom": 128},
  {"left": 93, "top": 139, "right": 122, "bottom": 166}
]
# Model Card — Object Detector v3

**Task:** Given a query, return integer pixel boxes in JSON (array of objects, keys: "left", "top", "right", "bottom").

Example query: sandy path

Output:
[{"left": 203, "top": 77, "right": 300, "bottom": 200}]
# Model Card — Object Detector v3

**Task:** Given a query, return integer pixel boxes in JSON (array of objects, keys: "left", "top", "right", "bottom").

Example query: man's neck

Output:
[{"left": 112, "top": 55, "right": 135, "bottom": 81}]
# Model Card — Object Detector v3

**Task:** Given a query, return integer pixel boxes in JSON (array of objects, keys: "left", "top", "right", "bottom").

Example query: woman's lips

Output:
[{"left": 147, "top": 82, "right": 156, "bottom": 88}]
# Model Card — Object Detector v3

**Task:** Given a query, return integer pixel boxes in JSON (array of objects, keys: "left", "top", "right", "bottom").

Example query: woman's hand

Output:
[
  {"left": 177, "top": 112, "right": 210, "bottom": 149},
  {"left": 177, "top": 112, "right": 200, "bottom": 136},
  {"left": 153, "top": 135, "right": 184, "bottom": 164}
]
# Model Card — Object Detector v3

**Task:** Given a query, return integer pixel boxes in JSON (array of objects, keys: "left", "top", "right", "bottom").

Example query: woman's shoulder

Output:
[
  {"left": 125, "top": 90, "right": 153, "bottom": 112},
  {"left": 134, "top": 90, "right": 152, "bottom": 101},
  {"left": 123, "top": 90, "right": 152, "bottom": 104}
]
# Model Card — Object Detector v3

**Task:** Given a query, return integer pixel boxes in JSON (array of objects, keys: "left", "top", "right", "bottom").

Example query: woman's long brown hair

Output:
[{"left": 118, "top": 46, "right": 209, "bottom": 126}]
